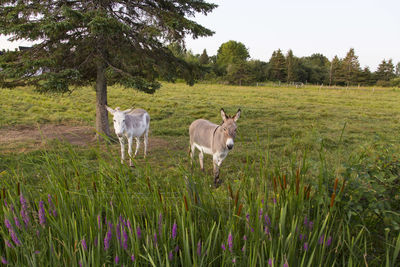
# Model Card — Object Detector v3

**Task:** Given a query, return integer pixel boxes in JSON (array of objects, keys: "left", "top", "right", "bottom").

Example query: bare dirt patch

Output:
[
  {"left": 0, "top": 124, "right": 171, "bottom": 153},
  {"left": 0, "top": 124, "right": 95, "bottom": 147}
]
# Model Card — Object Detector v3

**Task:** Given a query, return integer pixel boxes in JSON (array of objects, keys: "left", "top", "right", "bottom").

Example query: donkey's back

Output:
[{"left": 189, "top": 119, "right": 217, "bottom": 149}]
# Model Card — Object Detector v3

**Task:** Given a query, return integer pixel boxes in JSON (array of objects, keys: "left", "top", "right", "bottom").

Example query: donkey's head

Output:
[
  {"left": 106, "top": 106, "right": 133, "bottom": 138},
  {"left": 220, "top": 108, "right": 241, "bottom": 150}
]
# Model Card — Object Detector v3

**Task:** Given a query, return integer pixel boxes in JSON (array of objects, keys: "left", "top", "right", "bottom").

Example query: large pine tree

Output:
[
  {"left": 341, "top": 48, "right": 361, "bottom": 86},
  {"left": 0, "top": 1, "right": 217, "bottom": 136},
  {"left": 268, "top": 49, "right": 286, "bottom": 82},
  {"left": 376, "top": 59, "right": 395, "bottom": 81}
]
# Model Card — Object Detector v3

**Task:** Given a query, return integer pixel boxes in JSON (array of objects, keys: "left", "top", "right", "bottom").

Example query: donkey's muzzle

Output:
[
  {"left": 116, "top": 133, "right": 123, "bottom": 138},
  {"left": 227, "top": 144, "right": 234, "bottom": 150}
]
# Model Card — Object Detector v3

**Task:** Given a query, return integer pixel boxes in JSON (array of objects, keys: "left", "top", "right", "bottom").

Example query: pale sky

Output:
[
  {"left": 184, "top": 0, "right": 400, "bottom": 71},
  {"left": 1, "top": 0, "right": 399, "bottom": 71}
]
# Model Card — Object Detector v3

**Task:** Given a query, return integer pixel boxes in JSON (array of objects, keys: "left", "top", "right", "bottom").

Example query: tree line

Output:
[{"left": 171, "top": 40, "right": 400, "bottom": 87}]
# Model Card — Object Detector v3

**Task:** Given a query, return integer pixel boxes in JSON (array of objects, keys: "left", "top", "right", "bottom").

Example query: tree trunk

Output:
[{"left": 95, "top": 60, "right": 110, "bottom": 138}]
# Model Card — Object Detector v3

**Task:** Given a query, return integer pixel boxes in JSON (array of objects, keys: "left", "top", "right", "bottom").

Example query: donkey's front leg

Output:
[
  {"left": 119, "top": 137, "right": 126, "bottom": 164},
  {"left": 127, "top": 136, "right": 134, "bottom": 167},
  {"left": 213, "top": 154, "right": 222, "bottom": 187}
]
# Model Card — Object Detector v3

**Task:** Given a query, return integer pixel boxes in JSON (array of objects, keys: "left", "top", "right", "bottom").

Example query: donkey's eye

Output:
[{"left": 223, "top": 127, "right": 227, "bottom": 131}]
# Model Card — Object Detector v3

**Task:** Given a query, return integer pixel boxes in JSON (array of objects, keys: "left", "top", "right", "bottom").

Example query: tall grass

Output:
[{"left": 1, "top": 139, "right": 399, "bottom": 266}]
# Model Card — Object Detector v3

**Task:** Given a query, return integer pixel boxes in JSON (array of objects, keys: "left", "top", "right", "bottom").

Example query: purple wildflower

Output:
[
  {"left": 304, "top": 216, "right": 308, "bottom": 226},
  {"left": 299, "top": 233, "right": 304, "bottom": 240},
  {"left": 228, "top": 232, "right": 233, "bottom": 252},
  {"left": 303, "top": 242, "right": 309, "bottom": 251},
  {"left": 5, "top": 240, "right": 13, "bottom": 248},
  {"left": 1, "top": 257, "right": 8, "bottom": 264},
  {"left": 38, "top": 201, "right": 46, "bottom": 226},
  {"left": 5, "top": 219, "right": 21, "bottom": 246},
  {"left": 268, "top": 258, "right": 273, "bottom": 266},
  {"left": 250, "top": 227, "right": 254, "bottom": 232},
  {"left": 153, "top": 233, "right": 157, "bottom": 245},
  {"left": 14, "top": 217, "right": 21, "bottom": 229},
  {"left": 245, "top": 214, "right": 250, "bottom": 222},
  {"left": 47, "top": 195, "right": 57, "bottom": 217},
  {"left": 158, "top": 213, "right": 163, "bottom": 236},
  {"left": 4, "top": 219, "right": 12, "bottom": 230},
  {"left": 221, "top": 243, "right": 226, "bottom": 251},
  {"left": 116, "top": 223, "right": 122, "bottom": 246},
  {"left": 172, "top": 222, "right": 177, "bottom": 239},
  {"left": 136, "top": 226, "right": 141, "bottom": 239},
  {"left": 197, "top": 241, "right": 202, "bottom": 256},
  {"left": 10, "top": 230, "right": 21, "bottom": 246},
  {"left": 131, "top": 254, "right": 135, "bottom": 262},
  {"left": 264, "top": 214, "right": 271, "bottom": 225},
  {"left": 283, "top": 260, "right": 289, "bottom": 267},
  {"left": 264, "top": 226, "right": 269, "bottom": 235},
  {"left": 326, "top": 236, "right": 332, "bottom": 247},
  {"left": 123, "top": 229, "right": 128, "bottom": 250},
  {"left": 318, "top": 234, "right": 324, "bottom": 245},
  {"left": 34, "top": 251, "right": 40, "bottom": 254},
  {"left": 104, "top": 225, "right": 112, "bottom": 251},
  {"left": 82, "top": 239, "right": 87, "bottom": 250},
  {"left": 232, "top": 258, "right": 236, "bottom": 263},
  {"left": 94, "top": 237, "right": 98, "bottom": 247},
  {"left": 273, "top": 198, "right": 277, "bottom": 204},
  {"left": 309, "top": 221, "right": 314, "bottom": 231},
  {"left": 259, "top": 208, "right": 263, "bottom": 220},
  {"left": 114, "top": 255, "right": 119, "bottom": 264},
  {"left": 168, "top": 250, "right": 173, "bottom": 261},
  {"left": 20, "top": 194, "right": 29, "bottom": 227},
  {"left": 79, "top": 261, "right": 82, "bottom": 267},
  {"left": 241, "top": 245, "right": 245, "bottom": 252},
  {"left": 261, "top": 198, "right": 264, "bottom": 204},
  {"left": 175, "top": 245, "right": 180, "bottom": 253},
  {"left": 243, "top": 235, "right": 247, "bottom": 241}
]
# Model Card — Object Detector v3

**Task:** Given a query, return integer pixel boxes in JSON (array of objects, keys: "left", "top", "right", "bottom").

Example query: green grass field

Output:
[{"left": 0, "top": 83, "right": 399, "bottom": 266}]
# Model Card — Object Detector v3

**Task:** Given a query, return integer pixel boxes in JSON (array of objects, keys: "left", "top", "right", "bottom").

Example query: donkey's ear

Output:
[
  {"left": 233, "top": 108, "right": 241, "bottom": 122},
  {"left": 123, "top": 107, "right": 134, "bottom": 114},
  {"left": 105, "top": 105, "right": 115, "bottom": 114},
  {"left": 220, "top": 108, "right": 228, "bottom": 122}
]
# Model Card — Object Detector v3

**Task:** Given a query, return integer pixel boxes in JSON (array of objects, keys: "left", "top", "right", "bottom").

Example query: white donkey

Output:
[
  {"left": 106, "top": 106, "right": 150, "bottom": 167},
  {"left": 189, "top": 108, "right": 241, "bottom": 186}
]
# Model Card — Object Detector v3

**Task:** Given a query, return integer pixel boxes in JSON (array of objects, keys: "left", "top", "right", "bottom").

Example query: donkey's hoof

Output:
[{"left": 214, "top": 179, "right": 222, "bottom": 188}]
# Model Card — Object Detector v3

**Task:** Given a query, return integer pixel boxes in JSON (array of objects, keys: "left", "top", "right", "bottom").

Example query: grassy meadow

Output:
[{"left": 0, "top": 83, "right": 399, "bottom": 266}]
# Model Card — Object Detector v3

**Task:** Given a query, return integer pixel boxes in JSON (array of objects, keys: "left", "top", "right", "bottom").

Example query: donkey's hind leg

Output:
[
  {"left": 189, "top": 143, "right": 196, "bottom": 166},
  {"left": 199, "top": 150, "right": 204, "bottom": 172},
  {"left": 144, "top": 128, "right": 149, "bottom": 158}
]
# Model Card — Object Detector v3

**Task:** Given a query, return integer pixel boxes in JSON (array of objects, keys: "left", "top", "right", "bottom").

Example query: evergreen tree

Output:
[
  {"left": 396, "top": 62, "right": 400, "bottom": 77},
  {"left": 301, "top": 53, "right": 329, "bottom": 84},
  {"left": 375, "top": 59, "right": 395, "bottom": 81},
  {"left": 286, "top": 49, "right": 297, "bottom": 83},
  {"left": 199, "top": 49, "right": 210, "bottom": 65},
  {"left": 268, "top": 49, "right": 286, "bottom": 82},
  {"left": 0, "top": 1, "right": 216, "bottom": 136},
  {"left": 225, "top": 62, "right": 256, "bottom": 86},
  {"left": 248, "top": 60, "right": 268, "bottom": 82},
  {"left": 341, "top": 48, "right": 361, "bottom": 86},
  {"left": 358, "top": 67, "right": 374, "bottom": 86}
]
